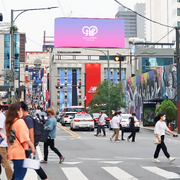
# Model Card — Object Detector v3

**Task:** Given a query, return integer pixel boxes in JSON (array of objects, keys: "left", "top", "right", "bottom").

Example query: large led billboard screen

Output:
[{"left": 54, "top": 18, "right": 125, "bottom": 48}]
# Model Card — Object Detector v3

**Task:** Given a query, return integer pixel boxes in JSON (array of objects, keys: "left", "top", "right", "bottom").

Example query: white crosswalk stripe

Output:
[
  {"left": 62, "top": 167, "right": 88, "bottom": 180},
  {"left": 102, "top": 167, "right": 138, "bottom": 180},
  {"left": 142, "top": 166, "right": 180, "bottom": 179}
]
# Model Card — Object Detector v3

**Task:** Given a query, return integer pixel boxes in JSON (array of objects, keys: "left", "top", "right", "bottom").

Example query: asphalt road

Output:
[{"left": 37, "top": 124, "right": 180, "bottom": 180}]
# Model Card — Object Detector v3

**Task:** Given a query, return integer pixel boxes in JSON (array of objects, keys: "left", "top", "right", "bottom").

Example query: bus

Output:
[{"left": 62, "top": 106, "right": 89, "bottom": 113}]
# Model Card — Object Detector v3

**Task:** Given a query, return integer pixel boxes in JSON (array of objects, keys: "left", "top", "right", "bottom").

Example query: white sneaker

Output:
[
  {"left": 169, "top": 157, "right": 175, "bottom": 163},
  {"left": 153, "top": 158, "right": 160, "bottom": 163}
]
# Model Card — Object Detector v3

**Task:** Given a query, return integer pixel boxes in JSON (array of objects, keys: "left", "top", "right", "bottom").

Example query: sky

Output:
[{"left": 0, "top": 0, "right": 146, "bottom": 51}]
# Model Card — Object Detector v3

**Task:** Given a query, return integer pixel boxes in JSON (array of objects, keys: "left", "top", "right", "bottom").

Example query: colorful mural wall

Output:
[{"left": 122, "top": 64, "right": 177, "bottom": 121}]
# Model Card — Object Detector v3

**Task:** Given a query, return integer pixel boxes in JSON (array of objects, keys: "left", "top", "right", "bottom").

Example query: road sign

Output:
[{"left": 35, "top": 77, "right": 41, "bottom": 84}]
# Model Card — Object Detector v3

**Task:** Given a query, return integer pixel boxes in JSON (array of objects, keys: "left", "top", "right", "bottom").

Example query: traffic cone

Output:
[{"left": 168, "top": 123, "right": 172, "bottom": 131}]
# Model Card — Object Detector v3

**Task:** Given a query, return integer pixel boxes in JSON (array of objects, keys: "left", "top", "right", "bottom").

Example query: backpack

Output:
[{"left": 33, "top": 117, "right": 44, "bottom": 146}]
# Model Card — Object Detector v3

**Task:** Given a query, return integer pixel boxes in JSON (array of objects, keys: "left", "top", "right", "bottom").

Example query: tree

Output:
[
  {"left": 88, "top": 80, "right": 126, "bottom": 116},
  {"left": 155, "top": 100, "right": 177, "bottom": 123}
]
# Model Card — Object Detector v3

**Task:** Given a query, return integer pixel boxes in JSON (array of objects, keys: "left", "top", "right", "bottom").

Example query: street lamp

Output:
[{"left": 10, "top": 6, "right": 58, "bottom": 103}]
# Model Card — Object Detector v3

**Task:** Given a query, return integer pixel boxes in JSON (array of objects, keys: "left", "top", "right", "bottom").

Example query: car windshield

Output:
[
  {"left": 65, "top": 113, "right": 76, "bottom": 116},
  {"left": 92, "top": 113, "right": 100, "bottom": 118},
  {"left": 122, "top": 115, "right": 131, "bottom": 119},
  {"left": 75, "top": 114, "right": 91, "bottom": 118},
  {"left": 38, "top": 112, "right": 47, "bottom": 117}
]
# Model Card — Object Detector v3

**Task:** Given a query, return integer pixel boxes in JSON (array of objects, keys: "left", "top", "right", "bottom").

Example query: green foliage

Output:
[
  {"left": 88, "top": 80, "right": 126, "bottom": 116},
  {"left": 155, "top": 100, "right": 177, "bottom": 122}
]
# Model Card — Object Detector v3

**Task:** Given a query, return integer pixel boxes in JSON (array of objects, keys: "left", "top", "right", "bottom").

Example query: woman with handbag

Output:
[
  {"left": 153, "top": 112, "right": 177, "bottom": 163},
  {"left": 5, "top": 103, "right": 36, "bottom": 180}
]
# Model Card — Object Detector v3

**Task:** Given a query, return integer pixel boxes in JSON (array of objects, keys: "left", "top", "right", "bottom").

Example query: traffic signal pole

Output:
[
  {"left": 119, "top": 60, "right": 121, "bottom": 81},
  {"left": 84, "top": 73, "right": 86, "bottom": 112},
  {"left": 176, "top": 27, "right": 180, "bottom": 133}
]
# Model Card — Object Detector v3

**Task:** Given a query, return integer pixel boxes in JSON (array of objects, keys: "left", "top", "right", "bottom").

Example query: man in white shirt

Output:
[
  {"left": 110, "top": 112, "right": 120, "bottom": 142},
  {"left": 118, "top": 111, "right": 125, "bottom": 141},
  {"left": 95, "top": 111, "right": 106, "bottom": 137},
  {"left": 0, "top": 107, "right": 13, "bottom": 180}
]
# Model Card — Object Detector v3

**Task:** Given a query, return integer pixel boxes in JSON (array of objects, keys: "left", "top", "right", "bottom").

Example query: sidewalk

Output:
[{"left": 142, "top": 126, "right": 177, "bottom": 134}]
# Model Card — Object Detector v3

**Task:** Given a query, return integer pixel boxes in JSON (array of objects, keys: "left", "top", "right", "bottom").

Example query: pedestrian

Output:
[
  {"left": 110, "top": 112, "right": 120, "bottom": 142},
  {"left": 36, "top": 114, "right": 40, "bottom": 121},
  {"left": 40, "top": 108, "right": 65, "bottom": 164},
  {"left": 118, "top": 111, "right": 125, "bottom": 141},
  {"left": 0, "top": 106, "right": 13, "bottom": 180},
  {"left": 94, "top": 111, "right": 106, "bottom": 137},
  {"left": 153, "top": 112, "right": 177, "bottom": 163},
  {"left": 20, "top": 101, "right": 48, "bottom": 180},
  {"left": 40, "top": 115, "right": 46, "bottom": 125},
  {"left": 127, "top": 113, "right": 136, "bottom": 142},
  {"left": 5, "top": 103, "right": 36, "bottom": 180}
]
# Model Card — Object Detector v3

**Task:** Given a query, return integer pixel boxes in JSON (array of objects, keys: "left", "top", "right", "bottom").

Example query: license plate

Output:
[{"left": 80, "top": 125, "right": 87, "bottom": 127}]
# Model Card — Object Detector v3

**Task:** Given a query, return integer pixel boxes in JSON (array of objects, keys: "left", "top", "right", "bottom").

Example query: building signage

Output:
[
  {"left": 85, "top": 63, "right": 101, "bottom": 104},
  {"left": 54, "top": 18, "right": 125, "bottom": 48}
]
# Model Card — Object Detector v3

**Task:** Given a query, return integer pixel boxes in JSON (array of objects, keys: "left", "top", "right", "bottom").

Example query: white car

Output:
[
  {"left": 61, "top": 112, "right": 77, "bottom": 126},
  {"left": 70, "top": 113, "right": 94, "bottom": 131},
  {"left": 109, "top": 114, "right": 140, "bottom": 132}
]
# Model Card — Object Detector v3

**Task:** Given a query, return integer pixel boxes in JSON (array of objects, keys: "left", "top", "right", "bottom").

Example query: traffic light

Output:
[
  {"left": 55, "top": 85, "right": 63, "bottom": 89},
  {"left": 114, "top": 56, "right": 125, "bottom": 61},
  {"left": 76, "top": 85, "right": 81, "bottom": 89},
  {"left": 0, "top": 13, "right": 3, "bottom": 21}
]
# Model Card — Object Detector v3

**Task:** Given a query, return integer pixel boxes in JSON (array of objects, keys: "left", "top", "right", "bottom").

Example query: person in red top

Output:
[{"left": 5, "top": 103, "right": 36, "bottom": 180}]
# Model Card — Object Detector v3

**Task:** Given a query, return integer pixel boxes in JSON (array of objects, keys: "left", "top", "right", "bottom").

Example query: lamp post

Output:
[{"left": 10, "top": 6, "right": 58, "bottom": 103}]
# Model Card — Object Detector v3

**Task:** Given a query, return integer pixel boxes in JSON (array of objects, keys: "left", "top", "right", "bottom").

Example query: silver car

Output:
[{"left": 70, "top": 113, "right": 94, "bottom": 131}]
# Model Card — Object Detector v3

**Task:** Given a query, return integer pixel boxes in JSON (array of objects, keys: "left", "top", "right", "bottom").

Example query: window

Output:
[
  {"left": 177, "top": 8, "right": 180, "bottom": 16},
  {"left": 178, "top": 0, "right": 180, "bottom": 2},
  {"left": 177, "top": 22, "right": 180, "bottom": 27}
]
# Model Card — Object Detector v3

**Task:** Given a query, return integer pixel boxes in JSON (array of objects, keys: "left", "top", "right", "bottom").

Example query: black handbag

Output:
[{"left": 39, "top": 130, "right": 50, "bottom": 143}]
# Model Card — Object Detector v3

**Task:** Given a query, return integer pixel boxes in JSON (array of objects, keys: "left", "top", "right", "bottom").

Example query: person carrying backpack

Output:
[{"left": 20, "top": 101, "right": 48, "bottom": 180}]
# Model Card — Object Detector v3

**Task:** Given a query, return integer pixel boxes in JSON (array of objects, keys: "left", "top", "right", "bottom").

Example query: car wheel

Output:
[
  {"left": 136, "top": 128, "right": 140, "bottom": 132},
  {"left": 62, "top": 122, "right": 65, "bottom": 126},
  {"left": 70, "top": 126, "right": 73, "bottom": 130},
  {"left": 91, "top": 128, "right": 94, "bottom": 131}
]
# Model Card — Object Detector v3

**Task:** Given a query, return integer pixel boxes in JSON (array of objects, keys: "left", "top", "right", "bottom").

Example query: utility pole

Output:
[
  {"left": 84, "top": 72, "right": 86, "bottom": 112},
  {"left": 10, "top": 10, "right": 15, "bottom": 102},
  {"left": 176, "top": 27, "right": 180, "bottom": 133}
]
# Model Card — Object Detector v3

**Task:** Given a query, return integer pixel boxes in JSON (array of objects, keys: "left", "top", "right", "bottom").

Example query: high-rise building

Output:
[
  {"left": 146, "top": 0, "right": 180, "bottom": 43},
  {"left": 115, "top": 3, "right": 146, "bottom": 39}
]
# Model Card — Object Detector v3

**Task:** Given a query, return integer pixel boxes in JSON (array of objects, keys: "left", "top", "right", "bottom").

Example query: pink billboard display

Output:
[{"left": 54, "top": 18, "right": 125, "bottom": 48}]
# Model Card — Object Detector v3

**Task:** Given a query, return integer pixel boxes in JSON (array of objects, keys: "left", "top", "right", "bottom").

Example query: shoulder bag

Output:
[{"left": 154, "top": 136, "right": 161, "bottom": 145}]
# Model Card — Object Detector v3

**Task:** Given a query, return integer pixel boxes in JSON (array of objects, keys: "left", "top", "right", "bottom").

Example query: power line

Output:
[
  {"left": 114, "top": 0, "right": 174, "bottom": 29},
  {"left": 156, "top": 29, "right": 175, "bottom": 43}
]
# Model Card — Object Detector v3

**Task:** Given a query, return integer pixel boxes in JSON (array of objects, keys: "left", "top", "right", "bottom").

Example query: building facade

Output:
[
  {"left": 0, "top": 33, "right": 26, "bottom": 103},
  {"left": 115, "top": 3, "right": 146, "bottom": 39},
  {"left": 146, "top": 0, "right": 180, "bottom": 43},
  {"left": 49, "top": 47, "right": 131, "bottom": 111}
]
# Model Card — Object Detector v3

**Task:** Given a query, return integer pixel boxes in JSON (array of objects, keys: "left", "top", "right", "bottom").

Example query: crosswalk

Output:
[
  {"left": 37, "top": 143, "right": 180, "bottom": 179},
  {"left": 40, "top": 165, "right": 180, "bottom": 180}
]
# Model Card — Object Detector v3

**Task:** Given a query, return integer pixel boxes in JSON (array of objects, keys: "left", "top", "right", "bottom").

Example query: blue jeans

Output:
[{"left": 12, "top": 160, "right": 27, "bottom": 180}]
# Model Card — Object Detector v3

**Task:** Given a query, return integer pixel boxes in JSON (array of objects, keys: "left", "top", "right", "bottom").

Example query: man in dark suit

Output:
[{"left": 127, "top": 113, "right": 136, "bottom": 142}]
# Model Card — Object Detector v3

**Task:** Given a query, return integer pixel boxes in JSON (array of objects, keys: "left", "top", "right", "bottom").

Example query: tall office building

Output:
[
  {"left": 146, "top": 0, "right": 180, "bottom": 43},
  {"left": 115, "top": 3, "right": 146, "bottom": 39}
]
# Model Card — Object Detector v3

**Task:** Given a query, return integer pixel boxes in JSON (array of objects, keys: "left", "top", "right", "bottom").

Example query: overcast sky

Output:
[{"left": 0, "top": 0, "right": 145, "bottom": 51}]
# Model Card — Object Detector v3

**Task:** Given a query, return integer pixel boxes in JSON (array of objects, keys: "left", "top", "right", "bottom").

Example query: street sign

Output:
[{"left": 35, "top": 77, "right": 41, "bottom": 84}]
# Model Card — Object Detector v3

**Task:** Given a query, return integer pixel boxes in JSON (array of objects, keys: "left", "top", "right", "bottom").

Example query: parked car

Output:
[
  {"left": 109, "top": 114, "right": 140, "bottom": 132},
  {"left": 91, "top": 113, "right": 111, "bottom": 128},
  {"left": 70, "top": 113, "right": 94, "bottom": 131},
  {"left": 61, "top": 112, "right": 77, "bottom": 126},
  {"left": 56, "top": 111, "right": 63, "bottom": 122}
]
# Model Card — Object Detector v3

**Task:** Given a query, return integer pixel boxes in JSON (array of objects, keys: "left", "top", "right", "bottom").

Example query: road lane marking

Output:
[
  {"left": 102, "top": 167, "right": 138, "bottom": 180},
  {"left": 62, "top": 167, "right": 88, "bottom": 180},
  {"left": 142, "top": 166, "right": 180, "bottom": 179},
  {"left": 57, "top": 124, "right": 80, "bottom": 137},
  {"left": 100, "top": 161, "right": 123, "bottom": 164},
  {"left": 63, "top": 162, "right": 82, "bottom": 165}
]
